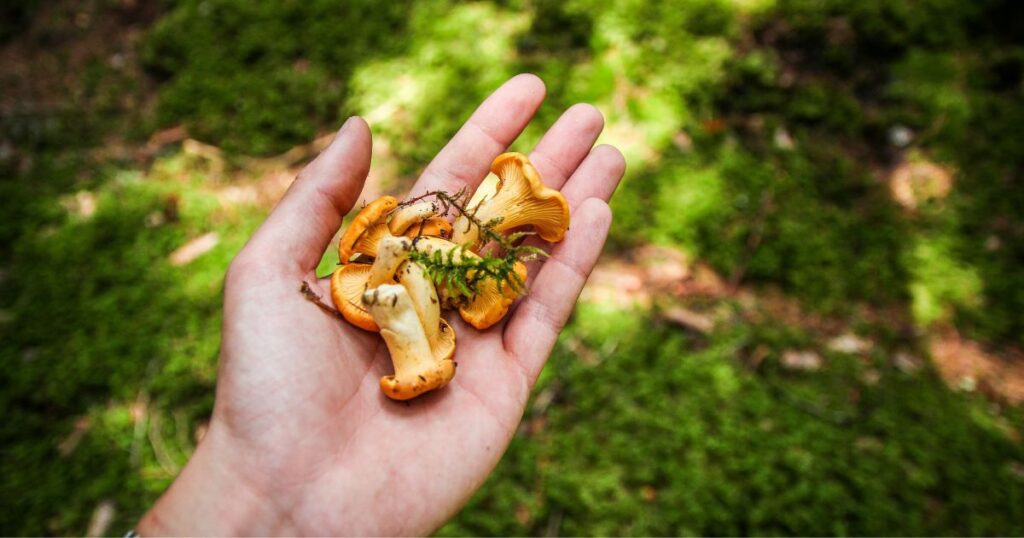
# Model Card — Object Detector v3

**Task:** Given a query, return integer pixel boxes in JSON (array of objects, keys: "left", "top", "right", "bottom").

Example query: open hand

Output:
[{"left": 139, "top": 74, "right": 625, "bottom": 536}]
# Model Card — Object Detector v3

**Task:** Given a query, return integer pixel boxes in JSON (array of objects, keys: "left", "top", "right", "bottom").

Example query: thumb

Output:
[{"left": 242, "top": 117, "right": 372, "bottom": 274}]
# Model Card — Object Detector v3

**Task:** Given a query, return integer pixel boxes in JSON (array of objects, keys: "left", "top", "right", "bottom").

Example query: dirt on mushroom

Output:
[{"left": 325, "top": 153, "right": 569, "bottom": 399}]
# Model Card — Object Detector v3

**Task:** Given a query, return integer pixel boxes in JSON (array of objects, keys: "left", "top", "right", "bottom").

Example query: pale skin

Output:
[{"left": 138, "top": 74, "right": 626, "bottom": 536}]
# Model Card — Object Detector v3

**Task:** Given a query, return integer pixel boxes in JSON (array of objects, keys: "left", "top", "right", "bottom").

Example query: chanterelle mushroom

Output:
[
  {"left": 330, "top": 264, "right": 378, "bottom": 332},
  {"left": 395, "top": 260, "right": 456, "bottom": 358},
  {"left": 452, "top": 152, "right": 570, "bottom": 250},
  {"left": 363, "top": 284, "right": 456, "bottom": 400},
  {"left": 460, "top": 260, "right": 527, "bottom": 329},
  {"left": 338, "top": 196, "right": 398, "bottom": 264},
  {"left": 331, "top": 236, "right": 414, "bottom": 333},
  {"left": 367, "top": 236, "right": 413, "bottom": 288},
  {"left": 388, "top": 201, "right": 440, "bottom": 235},
  {"left": 338, "top": 196, "right": 451, "bottom": 263},
  {"left": 412, "top": 236, "right": 528, "bottom": 330},
  {"left": 403, "top": 216, "right": 452, "bottom": 240},
  {"left": 330, "top": 231, "right": 410, "bottom": 333},
  {"left": 331, "top": 196, "right": 455, "bottom": 328}
]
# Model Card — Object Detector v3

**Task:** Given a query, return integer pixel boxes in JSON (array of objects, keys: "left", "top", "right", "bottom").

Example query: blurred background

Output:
[{"left": 2, "top": 0, "right": 1023, "bottom": 535}]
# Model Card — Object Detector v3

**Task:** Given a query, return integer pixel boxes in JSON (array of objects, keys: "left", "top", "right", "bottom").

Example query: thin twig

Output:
[
  {"left": 300, "top": 281, "right": 345, "bottom": 320},
  {"left": 768, "top": 382, "right": 858, "bottom": 426},
  {"left": 402, "top": 189, "right": 521, "bottom": 253},
  {"left": 400, "top": 189, "right": 546, "bottom": 299},
  {"left": 728, "top": 190, "right": 774, "bottom": 291}
]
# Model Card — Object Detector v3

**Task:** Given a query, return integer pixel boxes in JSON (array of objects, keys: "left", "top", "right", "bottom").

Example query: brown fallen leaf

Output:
[
  {"left": 662, "top": 306, "right": 714, "bottom": 334},
  {"left": 689, "top": 262, "right": 728, "bottom": 296},
  {"left": 58, "top": 416, "right": 93, "bottom": 456},
  {"left": 641, "top": 485, "right": 658, "bottom": 502},
  {"left": 828, "top": 332, "right": 871, "bottom": 354},
  {"left": 168, "top": 232, "right": 219, "bottom": 266},
  {"left": 1008, "top": 461, "right": 1024, "bottom": 480},
  {"left": 773, "top": 126, "right": 795, "bottom": 150},
  {"left": 929, "top": 330, "right": 1024, "bottom": 404},
  {"left": 579, "top": 261, "right": 649, "bottom": 308},
  {"left": 861, "top": 368, "right": 882, "bottom": 386},
  {"left": 528, "top": 416, "right": 547, "bottom": 436},
  {"left": 59, "top": 191, "right": 97, "bottom": 219},
  {"left": 636, "top": 244, "right": 690, "bottom": 287},
  {"left": 893, "top": 351, "right": 923, "bottom": 373},
  {"left": 515, "top": 504, "right": 532, "bottom": 527},
  {"left": 889, "top": 158, "right": 953, "bottom": 210},
  {"left": 147, "top": 125, "right": 188, "bottom": 149},
  {"left": 782, "top": 350, "right": 823, "bottom": 371},
  {"left": 85, "top": 500, "right": 116, "bottom": 537}
]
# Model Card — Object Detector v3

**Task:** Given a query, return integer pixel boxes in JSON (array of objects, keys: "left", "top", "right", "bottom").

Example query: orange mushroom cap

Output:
[
  {"left": 452, "top": 152, "right": 570, "bottom": 250},
  {"left": 404, "top": 217, "right": 453, "bottom": 240},
  {"left": 351, "top": 222, "right": 391, "bottom": 261},
  {"left": 338, "top": 196, "right": 398, "bottom": 264},
  {"left": 411, "top": 237, "right": 529, "bottom": 330},
  {"left": 330, "top": 264, "right": 377, "bottom": 332},
  {"left": 459, "top": 261, "right": 528, "bottom": 330}
]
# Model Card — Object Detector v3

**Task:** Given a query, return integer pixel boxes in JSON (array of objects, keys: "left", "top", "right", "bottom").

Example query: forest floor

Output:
[{"left": 2, "top": 0, "right": 1023, "bottom": 535}]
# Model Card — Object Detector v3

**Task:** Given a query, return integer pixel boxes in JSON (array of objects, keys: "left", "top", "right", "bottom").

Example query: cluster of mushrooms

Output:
[{"left": 329, "top": 153, "right": 570, "bottom": 400}]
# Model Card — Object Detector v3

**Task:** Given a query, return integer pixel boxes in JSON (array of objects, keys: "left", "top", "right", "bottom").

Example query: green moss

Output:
[
  {"left": 0, "top": 151, "right": 260, "bottom": 534},
  {"left": 346, "top": 2, "right": 530, "bottom": 175},
  {"left": 441, "top": 308, "right": 1024, "bottom": 536},
  {"left": 4, "top": 0, "right": 1024, "bottom": 534},
  {"left": 142, "top": 0, "right": 413, "bottom": 154},
  {"left": 907, "top": 233, "right": 983, "bottom": 327}
]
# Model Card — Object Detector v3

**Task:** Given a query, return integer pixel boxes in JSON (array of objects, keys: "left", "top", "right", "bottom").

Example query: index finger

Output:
[{"left": 407, "top": 74, "right": 546, "bottom": 198}]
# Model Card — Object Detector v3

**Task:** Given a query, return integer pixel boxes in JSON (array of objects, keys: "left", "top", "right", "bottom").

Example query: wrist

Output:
[{"left": 137, "top": 421, "right": 295, "bottom": 536}]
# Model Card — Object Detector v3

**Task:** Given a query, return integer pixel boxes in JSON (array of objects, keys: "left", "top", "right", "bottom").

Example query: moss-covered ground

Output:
[{"left": 2, "top": 0, "right": 1023, "bottom": 534}]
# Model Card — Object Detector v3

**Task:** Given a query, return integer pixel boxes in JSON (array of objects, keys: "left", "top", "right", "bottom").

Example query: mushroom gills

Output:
[
  {"left": 411, "top": 236, "right": 528, "bottom": 330},
  {"left": 452, "top": 153, "right": 569, "bottom": 250},
  {"left": 338, "top": 196, "right": 398, "bottom": 263},
  {"left": 330, "top": 264, "right": 377, "bottom": 332}
]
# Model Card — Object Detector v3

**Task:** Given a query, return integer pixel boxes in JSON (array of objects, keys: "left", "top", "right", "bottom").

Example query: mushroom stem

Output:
[
  {"left": 389, "top": 201, "right": 439, "bottom": 235},
  {"left": 395, "top": 261, "right": 440, "bottom": 342},
  {"left": 367, "top": 236, "right": 413, "bottom": 288},
  {"left": 452, "top": 153, "right": 569, "bottom": 250},
  {"left": 363, "top": 285, "right": 455, "bottom": 400},
  {"left": 394, "top": 260, "right": 456, "bottom": 359},
  {"left": 412, "top": 236, "right": 474, "bottom": 262}
]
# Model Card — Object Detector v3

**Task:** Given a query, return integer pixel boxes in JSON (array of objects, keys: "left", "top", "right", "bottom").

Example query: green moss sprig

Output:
[{"left": 399, "top": 189, "right": 548, "bottom": 302}]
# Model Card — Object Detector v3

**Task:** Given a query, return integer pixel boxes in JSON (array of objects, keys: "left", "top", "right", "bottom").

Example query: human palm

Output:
[{"left": 140, "top": 74, "right": 625, "bottom": 536}]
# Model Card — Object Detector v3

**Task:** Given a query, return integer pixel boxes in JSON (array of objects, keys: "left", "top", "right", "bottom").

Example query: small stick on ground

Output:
[
  {"left": 300, "top": 280, "right": 345, "bottom": 320},
  {"left": 728, "top": 190, "right": 774, "bottom": 291}
]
